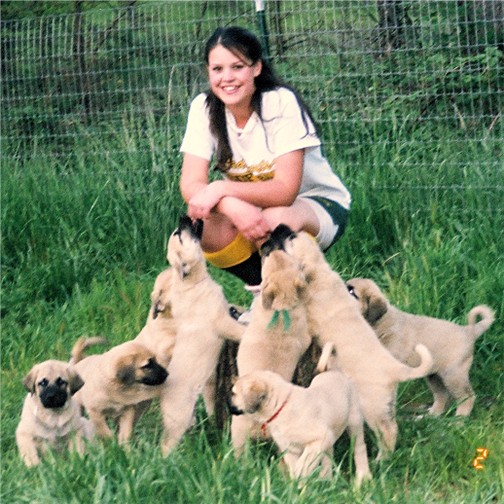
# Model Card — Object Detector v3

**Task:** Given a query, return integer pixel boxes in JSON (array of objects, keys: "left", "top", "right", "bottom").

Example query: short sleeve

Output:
[
  {"left": 179, "top": 93, "right": 215, "bottom": 160},
  {"left": 263, "top": 88, "right": 321, "bottom": 158}
]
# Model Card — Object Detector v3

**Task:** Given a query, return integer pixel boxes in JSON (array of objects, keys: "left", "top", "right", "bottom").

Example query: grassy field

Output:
[{"left": 1, "top": 120, "right": 503, "bottom": 503}]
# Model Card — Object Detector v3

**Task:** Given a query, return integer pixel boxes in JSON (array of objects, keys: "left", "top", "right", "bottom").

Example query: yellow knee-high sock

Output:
[
  {"left": 204, "top": 233, "right": 256, "bottom": 268},
  {"left": 204, "top": 234, "right": 261, "bottom": 285}
]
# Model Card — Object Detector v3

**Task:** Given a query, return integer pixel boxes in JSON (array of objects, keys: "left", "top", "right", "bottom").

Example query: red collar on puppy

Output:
[{"left": 261, "top": 393, "right": 291, "bottom": 437}]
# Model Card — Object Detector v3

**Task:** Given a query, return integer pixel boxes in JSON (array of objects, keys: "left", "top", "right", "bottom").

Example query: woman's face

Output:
[{"left": 207, "top": 44, "right": 262, "bottom": 116}]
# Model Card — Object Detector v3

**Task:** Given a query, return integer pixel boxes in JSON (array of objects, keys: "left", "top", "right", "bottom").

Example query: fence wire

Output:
[{"left": 1, "top": 1, "right": 503, "bottom": 217}]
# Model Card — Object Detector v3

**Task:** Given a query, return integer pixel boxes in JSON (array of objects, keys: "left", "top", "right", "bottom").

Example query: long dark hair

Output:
[{"left": 204, "top": 26, "right": 317, "bottom": 171}]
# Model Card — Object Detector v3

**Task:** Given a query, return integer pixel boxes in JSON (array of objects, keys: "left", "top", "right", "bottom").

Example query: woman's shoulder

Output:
[
  {"left": 262, "top": 86, "right": 297, "bottom": 106},
  {"left": 187, "top": 92, "right": 210, "bottom": 122},
  {"left": 261, "top": 87, "right": 305, "bottom": 120},
  {"left": 189, "top": 92, "right": 208, "bottom": 108}
]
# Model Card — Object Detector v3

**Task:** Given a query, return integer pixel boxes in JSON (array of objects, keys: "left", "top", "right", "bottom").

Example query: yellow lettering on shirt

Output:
[{"left": 225, "top": 159, "right": 275, "bottom": 182}]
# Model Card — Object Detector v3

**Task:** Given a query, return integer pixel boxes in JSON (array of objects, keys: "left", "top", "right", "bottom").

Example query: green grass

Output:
[{"left": 1, "top": 117, "right": 503, "bottom": 503}]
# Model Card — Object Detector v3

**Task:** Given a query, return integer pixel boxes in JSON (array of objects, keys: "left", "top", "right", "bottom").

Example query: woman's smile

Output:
[{"left": 208, "top": 45, "right": 262, "bottom": 123}]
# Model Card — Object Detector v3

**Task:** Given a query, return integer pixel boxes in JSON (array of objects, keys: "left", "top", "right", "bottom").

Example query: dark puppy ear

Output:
[
  {"left": 261, "top": 281, "right": 275, "bottom": 310},
  {"left": 22, "top": 369, "right": 36, "bottom": 394},
  {"left": 260, "top": 238, "right": 277, "bottom": 258},
  {"left": 68, "top": 368, "right": 85, "bottom": 395},
  {"left": 295, "top": 276, "right": 307, "bottom": 299},
  {"left": 365, "top": 294, "right": 388, "bottom": 324},
  {"left": 116, "top": 364, "right": 136, "bottom": 386},
  {"left": 246, "top": 383, "right": 268, "bottom": 413}
]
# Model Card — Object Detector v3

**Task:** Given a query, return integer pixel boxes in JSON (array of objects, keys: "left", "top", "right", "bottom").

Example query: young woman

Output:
[{"left": 179, "top": 26, "right": 351, "bottom": 287}]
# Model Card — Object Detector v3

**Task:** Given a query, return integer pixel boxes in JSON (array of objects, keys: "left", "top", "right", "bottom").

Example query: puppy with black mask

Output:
[
  {"left": 16, "top": 360, "right": 94, "bottom": 467},
  {"left": 71, "top": 337, "right": 169, "bottom": 445}
]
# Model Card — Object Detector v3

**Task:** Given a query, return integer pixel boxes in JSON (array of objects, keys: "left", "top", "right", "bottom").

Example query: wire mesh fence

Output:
[{"left": 1, "top": 0, "right": 503, "bottom": 216}]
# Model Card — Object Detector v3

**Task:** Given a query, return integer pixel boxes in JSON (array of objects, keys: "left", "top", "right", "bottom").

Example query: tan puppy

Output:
[
  {"left": 160, "top": 216, "right": 246, "bottom": 457},
  {"left": 346, "top": 277, "right": 495, "bottom": 416},
  {"left": 71, "top": 337, "right": 168, "bottom": 445},
  {"left": 231, "top": 248, "right": 312, "bottom": 454},
  {"left": 229, "top": 359, "right": 371, "bottom": 486},
  {"left": 134, "top": 267, "right": 177, "bottom": 368},
  {"left": 16, "top": 360, "right": 94, "bottom": 467},
  {"left": 267, "top": 225, "right": 433, "bottom": 459}
]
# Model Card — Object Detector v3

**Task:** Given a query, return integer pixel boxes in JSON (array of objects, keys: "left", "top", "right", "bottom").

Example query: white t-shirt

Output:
[{"left": 180, "top": 87, "right": 351, "bottom": 209}]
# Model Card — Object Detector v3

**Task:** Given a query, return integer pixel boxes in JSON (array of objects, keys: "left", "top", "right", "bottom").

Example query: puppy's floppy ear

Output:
[
  {"left": 22, "top": 368, "right": 37, "bottom": 394},
  {"left": 245, "top": 382, "right": 268, "bottom": 414},
  {"left": 115, "top": 359, "right": 137, "bottom": 386},
  {"left": 260, "top": 238, "right": 278, "bottom": 258},
  {"left": 262, "top": 281, "right": 275, "bottom": 310},
  {"left": 67, "top": 368, "right": 85, "bottom": 395},
  {"left": 295, "top": 275, "right": 307, "bottom": 299},
  {"left": 365, "top": 292, "right": 388, "bottom": 323}
]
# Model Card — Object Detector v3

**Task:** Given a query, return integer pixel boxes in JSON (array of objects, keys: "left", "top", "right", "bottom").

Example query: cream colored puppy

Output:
[
  {"left": 267, "top": 225, "right": 433, "bottom": 459},
  {"left": 346, "top": 277, "right": 495, "bottom": 416},
  {"left": 231, "top": 248, "right": 312, "bottom": 455},
  {"left": 71, "top": 337, "right": 168, "bottom": 445},
  {"left": 16, "top": 360, "right": 94, "bottom": 467},
  {"left": 229, "top": 356, "right": 371, "bottom": 486},
  {"left": 160, "top": 216, "right": 246, "bottom": 457},
  {"left": 134, "top": 267, "right": 177, "bottom": 369}
]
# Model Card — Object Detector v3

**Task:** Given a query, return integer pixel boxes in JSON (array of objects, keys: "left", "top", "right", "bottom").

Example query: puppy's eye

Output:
[
  {"left": 55, "top": 377, "right": 68, "bottom": 388},
  {"left": 38, "top": 378, "right": 49, "bottom": 388},
  {"left": 347, "top": 286, "right": 359, "bottom": 300}
]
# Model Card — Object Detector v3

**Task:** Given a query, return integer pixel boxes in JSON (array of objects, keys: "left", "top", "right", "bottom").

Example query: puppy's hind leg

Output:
[
  {"left": 318, "top": 448, "right": 334, "bottom": 480},
  {"left": 346, "top": 407, "right": 372, "bottom": 486},
  {"left": 374, "top": 417, "right": 398, "bottom": 461},
  {"left": 426, "top": 374, "right": 450, "bottom": 416},
  {"left": 282, "top": 451, "right": 302, "bottom": 479},
  {"left": 160, "top": 389, "right": 198, "bottom": 457},
  {"left": 442, "top": 363, "right": 476, "bottom": 416},
  {"left": 202, "top": 370, "right": 216, "bottom": 417},
  {"left": 360, "top": 390, "right": 398, "bottom": 460},
  {"left": 294, "top": 440, "right": 330, "bottom": 479}
]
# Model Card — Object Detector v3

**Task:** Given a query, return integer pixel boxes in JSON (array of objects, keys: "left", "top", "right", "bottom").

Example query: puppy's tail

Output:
[
  {"left": 70, "top": 336, "right": 108, "bottom": 364},
  {"left": 315, "top": 342, "right": 337, "bottom": 374},
  {"left": 398, "top": 344, "right": 433, "bottom": 381},
  {"left": 466, "top": 305, "right": 495, "bottom": 340}
]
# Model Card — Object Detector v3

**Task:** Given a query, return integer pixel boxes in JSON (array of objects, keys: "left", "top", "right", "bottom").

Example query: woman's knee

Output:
[
  {"left": 200, "top": 215, "right": 238, "bottom": 252},
  {"left": 262, "top": 204, "right": 319, "bottom": 236},
  {"left": 262, "top": 206, "right": 294, "bottom": 230}
]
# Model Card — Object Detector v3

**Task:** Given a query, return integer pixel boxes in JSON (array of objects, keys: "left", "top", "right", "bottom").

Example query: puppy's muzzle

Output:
[
  {"left": 39, "top": 386, "right": 68, "bottom": 409},
  {"left": 228, "top": 399, "right": 244, "bottom": 416},
  {"left": 140, "top": 361, "right": 168, "bottom": 386}
]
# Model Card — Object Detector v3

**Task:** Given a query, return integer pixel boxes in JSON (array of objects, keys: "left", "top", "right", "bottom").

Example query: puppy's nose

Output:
[
  {"left": 228, "top": 400, "right": 243, "bottom": 416},
  {"left": 40, "top": 386, "right": 68, "bottom": 409}
]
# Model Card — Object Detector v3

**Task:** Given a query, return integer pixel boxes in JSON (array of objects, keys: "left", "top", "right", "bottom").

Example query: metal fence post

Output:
[{"left": 254, "top": 0, "right": 271, "bottom": 62}]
